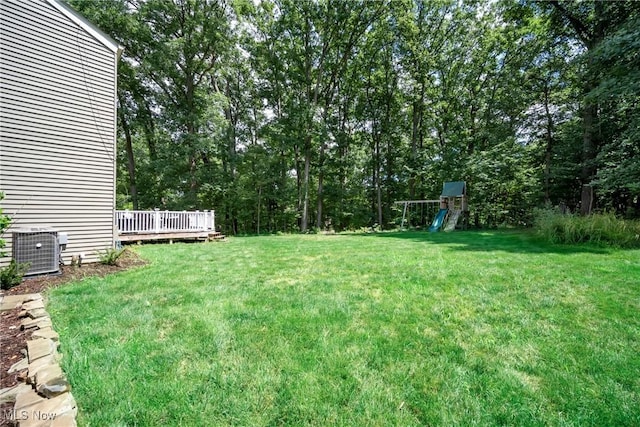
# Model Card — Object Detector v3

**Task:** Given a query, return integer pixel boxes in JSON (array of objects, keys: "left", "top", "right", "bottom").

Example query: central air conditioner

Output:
[{"left": 12, "top": 229, "right": 60, "bottom": 276}]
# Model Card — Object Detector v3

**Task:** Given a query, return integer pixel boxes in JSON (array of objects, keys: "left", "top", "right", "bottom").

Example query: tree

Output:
[
  {"left": 548, "top": 0, "right": 640, "bottom": 214},
  {"left": 591, "top": 15, "right": 640, "bottom": 216},
  {"left": 68, "top": 0, "right": 640, "bottom": 232}
]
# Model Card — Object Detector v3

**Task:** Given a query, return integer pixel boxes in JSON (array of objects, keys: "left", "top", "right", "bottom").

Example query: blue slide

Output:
[{"left": 429, "top": 209, "right": 448, "bottom": 232}]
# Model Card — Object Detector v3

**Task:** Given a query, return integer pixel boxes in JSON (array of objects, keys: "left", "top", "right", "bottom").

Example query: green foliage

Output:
[
  {"left": 0, "top": 192, "right": 10, "bottom": 257},
  {"left": 0, "top": 260, "right": 30, "bottom": 290},
  {"left": 98, "top": 247, "right": 126, "bottom": 266},
  {"left": 545, "top": 1, "right": 640, "bottom": 215},
  {"left": 467, "top": 140, "right": 542, "bottom": 227},
  {"left": 70, "top": 0, "right": 640, "bottom": 232},
  {"left": 0, "top": 192, "right": 27, "bottom": 290},
  {"left": 589, "top": 16, "right": 640, "bottom": 216},
  {"left": 534, "top": 208, "right": 640, "bottom": 248}
]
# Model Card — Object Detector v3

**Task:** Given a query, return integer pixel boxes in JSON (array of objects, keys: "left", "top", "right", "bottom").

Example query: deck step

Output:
[{"left": 208, "top": 232, "right": 226, "bottom": 241}]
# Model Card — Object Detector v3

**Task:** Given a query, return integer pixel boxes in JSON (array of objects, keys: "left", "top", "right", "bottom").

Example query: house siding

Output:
[{"left": 0, "top": 0, "right": 118, "bottom": 266}]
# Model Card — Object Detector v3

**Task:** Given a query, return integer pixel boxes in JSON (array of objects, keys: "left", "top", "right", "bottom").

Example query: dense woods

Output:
[{"left": 71, "top": 0, "right": 640, "bottom": 234}]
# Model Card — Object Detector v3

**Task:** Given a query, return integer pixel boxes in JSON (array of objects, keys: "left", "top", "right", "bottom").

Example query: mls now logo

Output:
[
  {"left": 1, "top": 409, "right": 58, "bottom": 422},
  {"left": 1, "top": 409, "right": 27, "bottom": 422}
]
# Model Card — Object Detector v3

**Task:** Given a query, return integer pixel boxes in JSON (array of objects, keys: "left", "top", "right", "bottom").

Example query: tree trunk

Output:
[
  {"left": 581, "top": 184, "right": 594, "bottom": 215},
  {"left": 409, "top": 83, "right": 424, "bottom": 200},
  {"left": 580, "top": 101, "right": 597, "bottom": 215},
  {"left": 581, "top": 102, "right": 597, "bottom": 181},
  {"left": 220, "top": 79, "right": 238, "bottom": 234},
  {"left": 185, "top": 71, "right": 199, "bottom": 201},
  {"left": 301, "top": 139, "right": 312, "bottom": 232},
  {"left": 551, "top": 0, "right": 605, "bottom": 214},
  {"left": 385, "top": 134, "right": 393, "bottom": 228},
  {"left": 543, "top": 84, "right": 554, "bottom": 204},
  {"left": 373, "top": 133, "right": 383, "bottom": 228},
  {"left": 294, "top": 144, "right": 303, "bottom": 230},
  {"left": 118, "top": 100, "right": 138, "bottom": 210},
  {"left": 316, "top": 142, "right": 325, "bottom": 230},
  {"left": 134, "top": 96, "right": 157, "bottom": 162},
  {"left": 376, "top": 174, "right": 383, "bottom": 228},
  {"left": 257, "top": 186, "right": 262, "bottom": 234}
]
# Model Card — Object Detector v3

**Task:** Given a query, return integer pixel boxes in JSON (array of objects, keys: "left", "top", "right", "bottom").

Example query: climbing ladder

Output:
[{"left": 444, "top": 209, "right": 462, "bottom": 232}]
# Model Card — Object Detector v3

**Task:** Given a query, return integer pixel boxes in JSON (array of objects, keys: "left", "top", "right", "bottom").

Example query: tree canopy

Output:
[{"left": 71, "top": 0, "right": 640, "bottom": 233}]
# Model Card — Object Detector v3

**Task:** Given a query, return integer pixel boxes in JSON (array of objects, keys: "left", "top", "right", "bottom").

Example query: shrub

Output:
[
  {"left": 0, "top": 191, "right": 10, "bottom": 257},
  {"left": 0, "top": 260, "right": 30, "bottom": 290},
  {"left": 99, "top": 247, "right": 126, "bottom": 266},
  {"left": 533, "top": 208, "right": 640, "bottom": 248}
]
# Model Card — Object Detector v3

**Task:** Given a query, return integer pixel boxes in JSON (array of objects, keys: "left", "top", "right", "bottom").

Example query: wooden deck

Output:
[
  {"left": 118, "top": 231, "right": 225, "bottom": 243},
  {"left": 116, "top": 210, "right": 225, "bottom": 243}
]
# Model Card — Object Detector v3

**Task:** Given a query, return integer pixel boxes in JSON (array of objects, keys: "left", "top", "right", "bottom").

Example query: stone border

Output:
[{"left": 0, "top": 294, "right": 77, "bottom": 427}]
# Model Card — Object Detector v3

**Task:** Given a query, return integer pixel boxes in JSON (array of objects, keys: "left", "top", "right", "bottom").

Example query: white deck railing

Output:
[{"left": 116, "top": 209, "right": 215, "bottom": 234}]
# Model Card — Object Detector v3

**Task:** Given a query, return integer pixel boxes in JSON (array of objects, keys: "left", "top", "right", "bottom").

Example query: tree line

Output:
[{"left": 71, "top": 0, "right": 640, "bottom": 234}]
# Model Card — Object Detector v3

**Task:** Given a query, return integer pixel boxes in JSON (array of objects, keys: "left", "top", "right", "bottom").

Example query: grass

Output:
[
  {"left": 534, "top": 208, "right": 640, "bottom": 248},
  {"left": 47, "top": 231, "right": 640, "bottom": 426}
]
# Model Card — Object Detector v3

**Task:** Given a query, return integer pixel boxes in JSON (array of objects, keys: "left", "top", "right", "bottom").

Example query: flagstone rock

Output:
[
  {"left": 15, "top": 391, "right": 77, "bottom": 427},
  {"left": 14, "top": 389, "right": 47, "bottom": 412},
  {"left": 0, "top": 294, "right": 43, "bottom": 311},
  {"left": 28, "top": 355, "right": 59, "bottom": 384},
  {"left": 51, "top": 412, "right": 77, "bottom": 427},
  {"left": 21, "top": 317, "right": 42, "bottom": 330},
  {"left": 22, "top": 300, "right": 46, "bottom": 311},
  {"left": 35, "top": 365, "right": 70, "bottom": 398},
  {"left": 32, "top": 328, "right": 60, "bottom": 342},
  {"left": 5, "top": 293, "right": 77, "bottom": 427},
  {"left": 8, "top": 357, "right": 29, "bottom": 374},
  {"left": 27, "top": 339, "right": 57, "bottom": 363},
  {"left": 0, "top": 295, "right": 26, "bottom": 311},
  {"left": 37, "top": 317, "right": 53, "bottom": 329},
  {"left": 27, "top": 308, "right": 49, "bottom": 319},
  {"left": 37, "top": 381, "right": 71, "bottom": 399},
  {"left": 35, "top": 391, "right": 77, "bottom": 417},
  {"left": 0, "top": 383, "right": 32, "bottom": 404},
  {"left": 21, "top": 316, "right": 52, "bottom": 331}
]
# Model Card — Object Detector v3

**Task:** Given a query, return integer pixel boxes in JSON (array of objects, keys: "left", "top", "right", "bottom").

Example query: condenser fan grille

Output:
[{"left": 12, "top": 230, "right": 60, "bottom": 276}]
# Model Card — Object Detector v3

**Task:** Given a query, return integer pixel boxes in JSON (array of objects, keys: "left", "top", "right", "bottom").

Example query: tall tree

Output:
[
  {"left": 590, "top": 15, "right": 640, "bottom": 215},
  {"left": 71, "top": 0, "right": 640, "bottom": 233},
  {"left": 548, "top": 0, "right": 640, "bottom": 213}
]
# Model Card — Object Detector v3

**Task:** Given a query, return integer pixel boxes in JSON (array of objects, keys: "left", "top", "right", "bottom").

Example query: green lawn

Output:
[{"left": 48, "top": 231, "right": 640, "bottom": 426}]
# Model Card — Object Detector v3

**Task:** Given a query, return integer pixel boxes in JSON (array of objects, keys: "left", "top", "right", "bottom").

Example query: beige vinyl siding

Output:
[{"left": 0, "top": 0, "right": 119, "bottom": 266}]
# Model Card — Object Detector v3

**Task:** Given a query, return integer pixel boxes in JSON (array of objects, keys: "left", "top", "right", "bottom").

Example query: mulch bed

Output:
[{"left": 0, "top": 248, "right": 146, "bottom": 396}]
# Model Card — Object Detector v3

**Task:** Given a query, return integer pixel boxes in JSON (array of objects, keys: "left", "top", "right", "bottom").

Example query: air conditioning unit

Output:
[{"left": 12, "top": 229, "right": 60, "bottom": 276}]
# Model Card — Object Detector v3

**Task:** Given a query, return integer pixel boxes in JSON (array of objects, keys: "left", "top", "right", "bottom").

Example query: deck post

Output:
[
  {"left": 154, "top": 208, "right": 160, "bottom": 233},
  {"left": 211, "top": 210, "right": 215, "bottom": 232}
]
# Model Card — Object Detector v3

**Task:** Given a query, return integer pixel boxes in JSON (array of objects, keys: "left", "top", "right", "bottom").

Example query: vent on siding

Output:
[{"left": 12, "top": 229, "right": 60, "bottom": 276}]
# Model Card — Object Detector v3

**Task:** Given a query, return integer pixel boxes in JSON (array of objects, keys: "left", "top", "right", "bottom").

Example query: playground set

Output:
[{"left": 395, "top": 181, "right": 468, "bottom": 232}]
